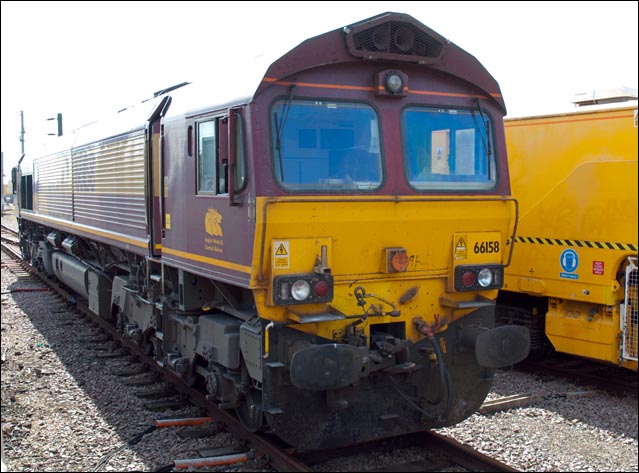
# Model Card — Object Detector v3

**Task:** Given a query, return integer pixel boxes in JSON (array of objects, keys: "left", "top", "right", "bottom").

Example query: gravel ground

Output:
[
  {"left": 437, "top": 370, "right": 638, "bottom": 472},
  {"left": 1, "top": 257, "right": 245, "bottom": 472},
  {"left": 2, "top": 207, "right": 638, "bottom": 472}
]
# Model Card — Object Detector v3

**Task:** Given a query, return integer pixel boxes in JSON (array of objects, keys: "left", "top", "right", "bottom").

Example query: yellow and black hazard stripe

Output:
[{"left": 512, "top": 236, "right": 637, "bottom": 252}]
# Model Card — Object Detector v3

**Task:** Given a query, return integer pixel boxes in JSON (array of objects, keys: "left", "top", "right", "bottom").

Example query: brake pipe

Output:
[
  {"left": 153, "top": 416, "right": 213, "bottom": 428},
  {"left": 172, "top": 451, "right": 254, "bottom": 469}
]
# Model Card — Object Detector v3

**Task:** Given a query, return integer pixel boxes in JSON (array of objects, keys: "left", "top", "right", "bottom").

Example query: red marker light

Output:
[
  {"left": 314, "top": 280, "right": 330, "bottom": 297},
  {"left": 461, "top": 270, "right": 475, "bottom": 287},
  {"left": 391, "top": 251, "right": 409, "bottom": 272}
]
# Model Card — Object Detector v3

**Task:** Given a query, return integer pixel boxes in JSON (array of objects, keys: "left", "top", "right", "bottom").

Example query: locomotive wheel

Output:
[{"left": 235, "top": 388, "right": 264, "bottom": 432}]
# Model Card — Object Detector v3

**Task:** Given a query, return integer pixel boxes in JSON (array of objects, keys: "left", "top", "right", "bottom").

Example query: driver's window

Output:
[{"left": 197, "top": 120, "right": 216, "bottom": 194}]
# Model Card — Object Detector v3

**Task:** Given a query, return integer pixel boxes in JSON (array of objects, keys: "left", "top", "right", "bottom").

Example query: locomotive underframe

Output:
[
  {"left": 261, "top": 309, "right": 498, "bottom": 450},
  {"left": 18, "top": 217, "right": 529, "bottom": 447}
]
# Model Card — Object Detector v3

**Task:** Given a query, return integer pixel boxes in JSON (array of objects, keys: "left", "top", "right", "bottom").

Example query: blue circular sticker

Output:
[{"left": 560, "top": 249, "right": 579, "bottom": 273}]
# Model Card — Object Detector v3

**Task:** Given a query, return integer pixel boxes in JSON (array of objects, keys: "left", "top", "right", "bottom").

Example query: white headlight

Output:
[
  {"left": 291, "top": 280, "right": 311, "bottom": 301},
  {"left": 477, "top": 268, "right": 493, "bottom": 287},
  {"left": 385, "top": 73, "right": 403, "bottom": 94}
]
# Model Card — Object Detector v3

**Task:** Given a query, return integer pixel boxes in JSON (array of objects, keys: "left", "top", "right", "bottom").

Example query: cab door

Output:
[{"left": 149, "top": 95, "right": 171, "bottom": 257}]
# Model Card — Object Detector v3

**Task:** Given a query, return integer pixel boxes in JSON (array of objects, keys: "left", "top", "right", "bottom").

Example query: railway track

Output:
[
  {"left": 2, "top": 216, "right": 520, "bottom": 471},
  {"left": 1, "top": 226, "right": 307, "bottom": 471}
]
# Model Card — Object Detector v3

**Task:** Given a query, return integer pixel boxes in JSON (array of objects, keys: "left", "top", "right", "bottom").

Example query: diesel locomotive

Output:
[{"left": 15, "top": 12, "right": 529, "bottom": 449}]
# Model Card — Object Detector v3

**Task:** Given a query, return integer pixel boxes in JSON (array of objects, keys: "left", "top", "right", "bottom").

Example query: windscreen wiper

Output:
[{"left": 274, "top": 85, "right": 296, "bottom": 181}]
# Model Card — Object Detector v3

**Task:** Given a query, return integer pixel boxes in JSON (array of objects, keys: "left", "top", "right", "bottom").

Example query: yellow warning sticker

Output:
[
  {"left": 454, "top": 236, "right": 467, "bottom": 260},
  {"left": 273, "top": 240, "right": 290, "bottom": 269}
]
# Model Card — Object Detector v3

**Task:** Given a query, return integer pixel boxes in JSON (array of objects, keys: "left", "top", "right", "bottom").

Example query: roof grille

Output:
[{"left": 347, "top": 20, "right": 444, "bottom": 62}]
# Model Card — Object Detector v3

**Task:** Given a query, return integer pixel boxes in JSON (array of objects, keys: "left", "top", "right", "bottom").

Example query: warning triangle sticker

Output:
[{"left": 275, "top": 243, "right": 288, "bottom": 255}]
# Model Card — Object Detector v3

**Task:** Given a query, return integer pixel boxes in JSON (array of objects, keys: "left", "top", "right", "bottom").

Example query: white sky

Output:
[{"left": 1, "top": 0, "right": 638, "bottom": 180}]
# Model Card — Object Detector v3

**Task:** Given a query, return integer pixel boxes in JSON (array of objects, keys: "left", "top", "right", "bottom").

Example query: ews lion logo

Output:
[{"left": 205, "top": 208, "right": 223, "bottom": 237}]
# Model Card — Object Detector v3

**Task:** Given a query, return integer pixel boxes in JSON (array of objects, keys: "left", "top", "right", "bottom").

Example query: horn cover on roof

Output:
[{"left": 344, "top": 12, "right": 445, "bottom": 63}]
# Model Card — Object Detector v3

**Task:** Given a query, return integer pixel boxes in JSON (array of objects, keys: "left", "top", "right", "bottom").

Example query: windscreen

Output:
[
  {"left": 403, "top": 107, "right": 497, "bottom": 190},
  {"left": 271, "top": 99, "right": 382, "bottom": 191}
]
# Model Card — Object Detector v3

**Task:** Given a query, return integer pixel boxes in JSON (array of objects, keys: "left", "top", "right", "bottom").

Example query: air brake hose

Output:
[
  {"left": 390, "top": 335, "right": 454, "bottom": 423},
  {"left": 425, "top": 336, "right": 447, "bottom": 406},
  {"left": 427, "top": 336, "right": 454, "bottom": 423}
]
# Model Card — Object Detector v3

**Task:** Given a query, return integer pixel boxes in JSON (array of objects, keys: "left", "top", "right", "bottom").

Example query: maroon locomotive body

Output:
[{"left": 17, "top": 12, "right": 528, "bottom": 449}]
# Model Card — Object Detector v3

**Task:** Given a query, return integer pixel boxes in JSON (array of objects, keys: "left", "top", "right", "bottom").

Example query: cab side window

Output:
[
  {"left": 197, "top": 113, "right": 247, "bottom": 196},
  {"left": 197, "top": 120, "right": 216, "bottom": 194},
  {"left": 233, "top": 112, "right": 247, "bottom": 192}
]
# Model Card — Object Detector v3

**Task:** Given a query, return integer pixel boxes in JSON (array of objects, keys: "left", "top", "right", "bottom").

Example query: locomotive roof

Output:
[
  {"left": 21, "top": 93, "right": 171, "bottom": 170},
  {"left": 30, "top": 11, "right": 506, "bottom": 162},
  {"left": 165, "top": 11, "right": 507, "bottom": 118}
]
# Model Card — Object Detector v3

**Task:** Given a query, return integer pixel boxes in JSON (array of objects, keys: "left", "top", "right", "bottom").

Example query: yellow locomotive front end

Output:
[
  {"left": 255, "top": 196, "right": 516, "bottom": 335},
  {"left": 248, "top": 196, "right": 525, "bottom": 449}
]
